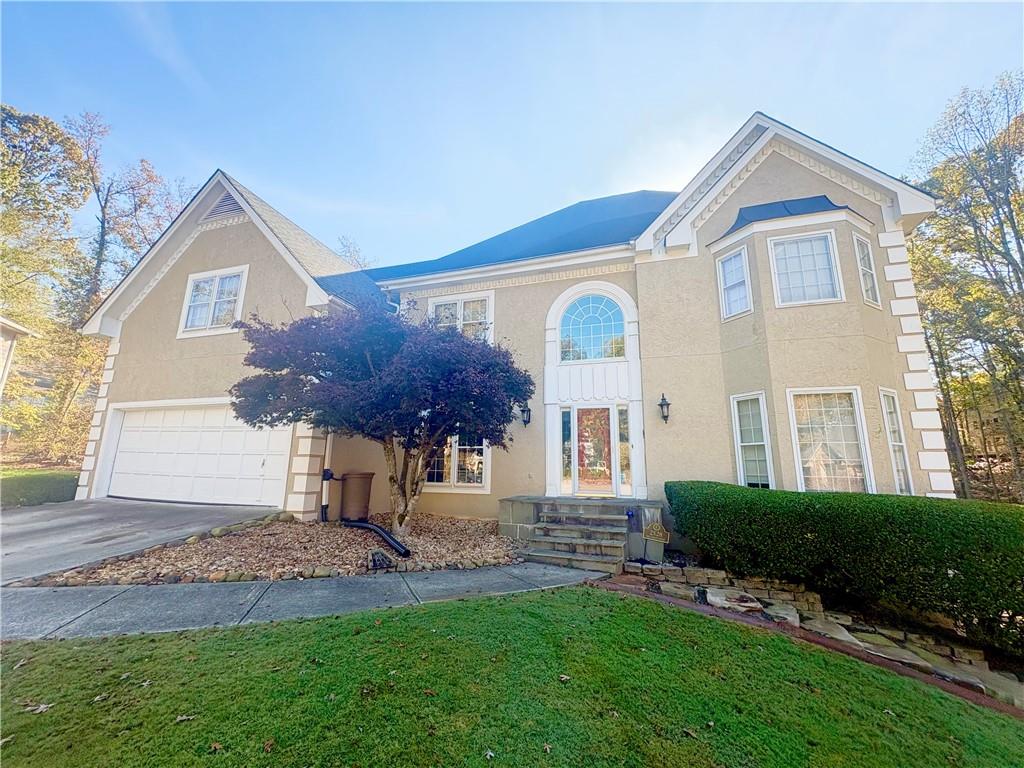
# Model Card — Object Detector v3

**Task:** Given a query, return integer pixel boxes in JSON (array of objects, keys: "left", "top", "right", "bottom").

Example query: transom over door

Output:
[{"left": 108, "top": 405, "right": 290, "bottom": 506}]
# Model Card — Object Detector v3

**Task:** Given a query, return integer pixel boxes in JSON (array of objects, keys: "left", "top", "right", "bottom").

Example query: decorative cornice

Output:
[
  {"left": 653, "top": 125, "right": 768, "bottom": 245},
  {"left": 404, "top": 261, "right": 635, "bottom": 298},
  {"left": 117, "top": 214, "right": 250, "bottom": 322}
]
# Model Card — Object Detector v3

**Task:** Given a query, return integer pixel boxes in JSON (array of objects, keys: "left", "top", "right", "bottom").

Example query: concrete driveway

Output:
[{"left": 1, "top": 498, "right": 272, "bottom": 584}]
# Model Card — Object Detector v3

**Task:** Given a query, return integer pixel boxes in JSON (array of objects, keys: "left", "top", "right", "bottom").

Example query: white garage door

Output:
[{"left": 108, "top": 405, "right": 291, "bottom": 506}]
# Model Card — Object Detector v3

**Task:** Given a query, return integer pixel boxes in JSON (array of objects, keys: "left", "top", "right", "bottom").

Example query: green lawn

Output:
[
  {"left": 0, "top": 467, "right": 78, "bottom": 508},
  {"left": 1, "top": 587, "right": 1021, "bottom": 768}
]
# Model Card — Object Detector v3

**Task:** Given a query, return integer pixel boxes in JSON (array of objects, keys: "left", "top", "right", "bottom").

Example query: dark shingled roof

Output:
[
  {"left": 722, "top": 195, "right": 848, "bottom": 238},
  {"left": 315, "top": 271, "right": 389, "bottom": 308},
  {"left": 366, "top": 190, "right": 677, "bottom": 282}
]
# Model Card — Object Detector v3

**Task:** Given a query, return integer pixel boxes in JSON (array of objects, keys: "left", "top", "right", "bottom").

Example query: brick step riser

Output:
[
  {"left": 539, "top": 512, "right": 629, "bottom": 524},
  {"left": 538, "top": 518, "right": 630, "bottom": 532}
]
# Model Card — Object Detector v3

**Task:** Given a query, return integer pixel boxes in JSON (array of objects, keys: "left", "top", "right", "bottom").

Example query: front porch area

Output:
[{"left": 499, "top": 495, "right": 669, "bottom": 573}]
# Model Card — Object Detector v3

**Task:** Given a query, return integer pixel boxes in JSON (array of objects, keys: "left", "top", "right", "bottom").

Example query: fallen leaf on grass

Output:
[
  {"left": 683, "top": 728, "right": 698, "bottom": 739},
  {"left": 139, "top": 680, "right": 152, "bottom": 688},
  {"left": 23, "top": 702, "right": 51, "bottom": 714},
  {"left": 558, "top": 674, "right": 570, "bottom": 683},
  {"left": 543, "top": 743, "right": 552, "bottom": 753},
  {"left": 423, "top": 689, "right": 437, "bottom": 697},
  {"left": 484, "top": 750, "right": 495, "bottom": 760},
  {"left": 175, "top": 715, "right": 196, "bottom": 723},
  {"left": 1, "top": 736, "right": 14, "bottom": 747},
  {"left": 209, "top": 742, "right": 223, "bottom": 753},
  {"left": 91, "top": 694, "right": 109, "bottom": 704},
  {"left": 263, "top": 738, "right": 275, "bottom": 753},
  {"left": 119, "top": 673, "right": 131, "bottom": 680},
  {"left": 12, "top": 658, "right": 28, "bottom": 671}
]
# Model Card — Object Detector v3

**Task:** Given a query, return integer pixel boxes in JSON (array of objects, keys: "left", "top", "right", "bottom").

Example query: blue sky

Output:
[{"left": 4, "top": 2, "right": 1022, "bottom": 269}]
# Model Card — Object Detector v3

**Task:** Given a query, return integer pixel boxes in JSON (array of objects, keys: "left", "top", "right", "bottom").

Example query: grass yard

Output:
[
  {"left": 0, "top": 467, "right": 78, "bottom": 508},
  {"left": 1, "top": 587, "right": 1021, "bottom": 768}
]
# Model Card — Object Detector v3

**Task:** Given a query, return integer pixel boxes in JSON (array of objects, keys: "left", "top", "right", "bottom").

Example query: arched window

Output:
[{"left": 560, "top": 295, "right": 625, "bottom": 361}]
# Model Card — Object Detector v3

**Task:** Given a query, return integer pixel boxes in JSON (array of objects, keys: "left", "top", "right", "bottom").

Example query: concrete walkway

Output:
[{"left": 0, "top": 563, "right": 603, "bottom": 639}]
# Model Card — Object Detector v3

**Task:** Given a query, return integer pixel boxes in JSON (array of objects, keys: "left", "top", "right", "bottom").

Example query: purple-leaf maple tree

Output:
[{"left": 230, "top": 302, "right": 534, "bottom": 533}]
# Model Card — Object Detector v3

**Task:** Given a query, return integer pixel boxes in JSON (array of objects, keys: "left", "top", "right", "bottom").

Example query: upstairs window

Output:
[
  {"left": 854, "top": 234, "right": 881, "bottom": 307},
  {"left": 717, "top": 247, "right": 752, "bottom": 319},
  {"left": 769, "top": 232, "right": 843, "bottom": 306},
  {"left": 560, "top": 295, "right": 625, "bottom": 361},
  {"left": 429, "top": 291, "right": 493, "bottom": 342},
  {"left": 178, "top": 266, "right": 248, "bottom": 337}
]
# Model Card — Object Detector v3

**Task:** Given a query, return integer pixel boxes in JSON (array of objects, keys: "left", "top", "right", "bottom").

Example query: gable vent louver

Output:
[{"left": 201, "top": 191, "right": 245, "bottom": 222}]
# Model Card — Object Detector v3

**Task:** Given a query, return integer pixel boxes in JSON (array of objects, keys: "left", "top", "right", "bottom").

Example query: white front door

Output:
[{"left": 108, "top": 405, "right": 290, "bottom": 506}]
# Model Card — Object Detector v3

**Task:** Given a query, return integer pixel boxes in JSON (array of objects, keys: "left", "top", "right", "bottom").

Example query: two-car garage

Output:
[{"left": 105, "top": 404, "right": 292, "bottom": 507}]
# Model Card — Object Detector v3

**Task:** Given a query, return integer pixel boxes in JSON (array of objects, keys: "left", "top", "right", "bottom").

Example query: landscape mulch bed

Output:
[{"left": 52, "top": 514, "right": 520, "bottom": 585}]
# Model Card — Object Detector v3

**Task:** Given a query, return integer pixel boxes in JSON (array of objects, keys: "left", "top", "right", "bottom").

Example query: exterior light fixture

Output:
[
  {"left": 520, "top": 404, "right": 532, "bottom": 426},
  {"left": 658, "top": 394, "right": 671, "bottom": 423}
]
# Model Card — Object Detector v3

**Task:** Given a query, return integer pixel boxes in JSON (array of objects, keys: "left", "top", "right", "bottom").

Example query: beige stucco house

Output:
[{"left": 79, "top": 113, "right": 954, "bottom": 553}]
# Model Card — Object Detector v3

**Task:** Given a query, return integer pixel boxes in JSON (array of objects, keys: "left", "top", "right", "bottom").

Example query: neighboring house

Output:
[
  {"left": 0, "top": 316, "right": 37, "bottom": 400},
  {"left": 78, "top": 113, "right": 954, "bottom": 530}
]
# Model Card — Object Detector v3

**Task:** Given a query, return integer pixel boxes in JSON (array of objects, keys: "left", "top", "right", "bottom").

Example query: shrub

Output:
[{"left": 665, "top": 481, "right": 1024, "bottom": 656}]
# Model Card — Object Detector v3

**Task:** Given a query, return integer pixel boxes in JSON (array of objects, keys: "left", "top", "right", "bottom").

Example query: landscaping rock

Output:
[
  {"left": 224, "top": 571, "right": 242, "bottom": 582},
  {"left": 659, "top": 582, "right": 694, "bottom": 601},
  {"left": 876, "top": 626, "right": 907, "bottom": 642},
  {"left": 824, "top": 612, "right": 852, "bottom": 625},
  {"left": 661, "top": 565, "right": 682, "bottom": 580},
  {"left": 185, "top": 535, "right": 201, "bottom": 545},
  {"left": 702, "top": 587, "right": 763, "bottom": 613},
  {"left": 851, "top": 631, "right": 899, "bottom": 648},
  {"left": 860, "top": 643, "right": 933, "bottom": 674},
  {"left": 278, "top": 511, "right": 294, "bottom": 522},
  {"left": 210, "top": 527, "right": 230, "bottom": 538},
  {"left": 802, "top": 619, "right": 863, "bottom": 646},
  {"left": 312, "top": 566, "right": 332, "bottom": 578},
  {"left": 763, "top": 602, "right": 800, "bottom": 628}
]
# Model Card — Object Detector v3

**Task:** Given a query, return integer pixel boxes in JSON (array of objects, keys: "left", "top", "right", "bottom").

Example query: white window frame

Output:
[
  {"left": 176, "top": 264, "right": 249, "bottom": 339},
  {"left": 767, "top": 230, "right": 846, "bottom": 308},
  {"left": 422, "top": 434, "right": 492, "bottom": 494},
  {"left": 716, "top": 246, "right": 753, "bottom": 321},
  {"left": 852, "top": 233, "right": 882, "bottom": 308},
  {"left": 427, "top": 290, "right": 495, "bottom": 343},
  {"left": 730, "top": 391, "right": 775, "bottom": 489},
  {"left": 879, "top": 387, "right": 914, "bottom": 495},
  {"left": 786, "top": 386, "right": 875, "bottom": 493}
]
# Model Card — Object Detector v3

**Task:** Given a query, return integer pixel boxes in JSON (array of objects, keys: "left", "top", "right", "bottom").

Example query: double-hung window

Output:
[
  {"left": 429, "top": 291, "right": 494, "bottom": 342},
  {"left": 730, "top": 392, "right": 773, "bottom": 488},
  {"left": 788, "top": 388, "right": 873, "bottom": 493},
  {"left": 178, "top": 265, "right": 248, "bottom": 337},
  {"left": 853, "top": 234, "right": 881, "bottom": 307},
  {"left": 880, "top": 389, "right": 912, "bottom": 494},
  {"left": 425, "top": 433, "right": 489, "bottom": 492},
  {"left": 717, "top": 247, "right": 752, "bottom": 320},
  {"left": 769, "top": 232, "right": 843, "bottom": 306}
]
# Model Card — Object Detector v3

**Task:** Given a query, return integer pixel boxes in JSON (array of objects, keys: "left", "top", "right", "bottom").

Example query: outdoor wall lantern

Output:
[
  {"left": 658, "top": 394, "right": 671, "bottom": 423},
  {"left": 520, "top": 404, "right": 532, "bottom": 426}
]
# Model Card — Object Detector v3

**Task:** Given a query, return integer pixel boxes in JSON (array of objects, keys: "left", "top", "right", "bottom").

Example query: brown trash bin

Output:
[{"left": 340, "top": 472, "right": 374, "bottom": 522}]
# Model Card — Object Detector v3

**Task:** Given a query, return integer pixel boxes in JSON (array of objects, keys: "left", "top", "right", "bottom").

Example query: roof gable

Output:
[
  {"left": 82, "top": 171, "right": 381, "bottom": 337},
  {"left": 636, "top": 112, "right": 936, "bottom": 252}
]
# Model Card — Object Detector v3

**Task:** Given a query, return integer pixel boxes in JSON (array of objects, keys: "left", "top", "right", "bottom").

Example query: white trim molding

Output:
[
  {"left": 730, "top": 390, "right": 775, "bottom": 489},
  {"left": 786, "top": 386, "right": 876, "bottom": 494},
  {"left": 176, "top": 264, "right": 250, "bottom": 339},
  {"left": 543, "top": 281, "right": 647, "bottom": 499},
  {"left": 767, "top": 229, "right": 846, "bottom": 308}
]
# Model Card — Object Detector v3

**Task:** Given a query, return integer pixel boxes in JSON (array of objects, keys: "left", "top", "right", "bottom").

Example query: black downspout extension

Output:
[{"left": 321, "top": 468, "right": 411, "bottom": 558}]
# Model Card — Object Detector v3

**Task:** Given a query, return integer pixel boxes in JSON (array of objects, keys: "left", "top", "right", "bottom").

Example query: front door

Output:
[{"left": 562, "top": 404, "right": 632, "bottom": 497}]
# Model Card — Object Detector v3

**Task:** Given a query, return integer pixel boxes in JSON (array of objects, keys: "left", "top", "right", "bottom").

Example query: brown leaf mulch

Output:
[{"left": 66, "top": 514, "right": 520, "bottom": 585}]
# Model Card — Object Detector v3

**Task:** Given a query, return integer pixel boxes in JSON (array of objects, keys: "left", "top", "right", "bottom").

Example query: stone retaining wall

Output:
[{"left": 625, "top": 563, "right": 825, "bottom": 617}]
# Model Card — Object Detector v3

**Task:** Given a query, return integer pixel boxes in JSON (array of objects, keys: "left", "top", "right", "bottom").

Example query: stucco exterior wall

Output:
[{"left": 78, "top": 219, "right": 328, "bottom": 514}]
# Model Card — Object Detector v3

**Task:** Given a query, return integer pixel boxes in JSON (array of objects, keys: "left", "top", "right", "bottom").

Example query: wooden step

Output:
[
  {"left": 521, "top": 547, "right": 623, "bottom": 574},
  {"left": 529, "top": 535, "right": 625, "bottom": 557}
]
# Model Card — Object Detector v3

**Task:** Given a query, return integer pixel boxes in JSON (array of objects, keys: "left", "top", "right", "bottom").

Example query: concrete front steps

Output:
[{"left": 523, "top": 500, "right": 630, "bottom": 574}]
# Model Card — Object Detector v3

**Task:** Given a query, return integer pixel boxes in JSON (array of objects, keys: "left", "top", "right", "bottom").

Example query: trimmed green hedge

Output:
[{"left": 665, "top": 481, "right": 1024, "bottom": 656}]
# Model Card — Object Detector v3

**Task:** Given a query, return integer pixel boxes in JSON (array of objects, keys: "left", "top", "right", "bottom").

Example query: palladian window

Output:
[{"left": 559, "top": 295, "right": 625, "bottom": 361}]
